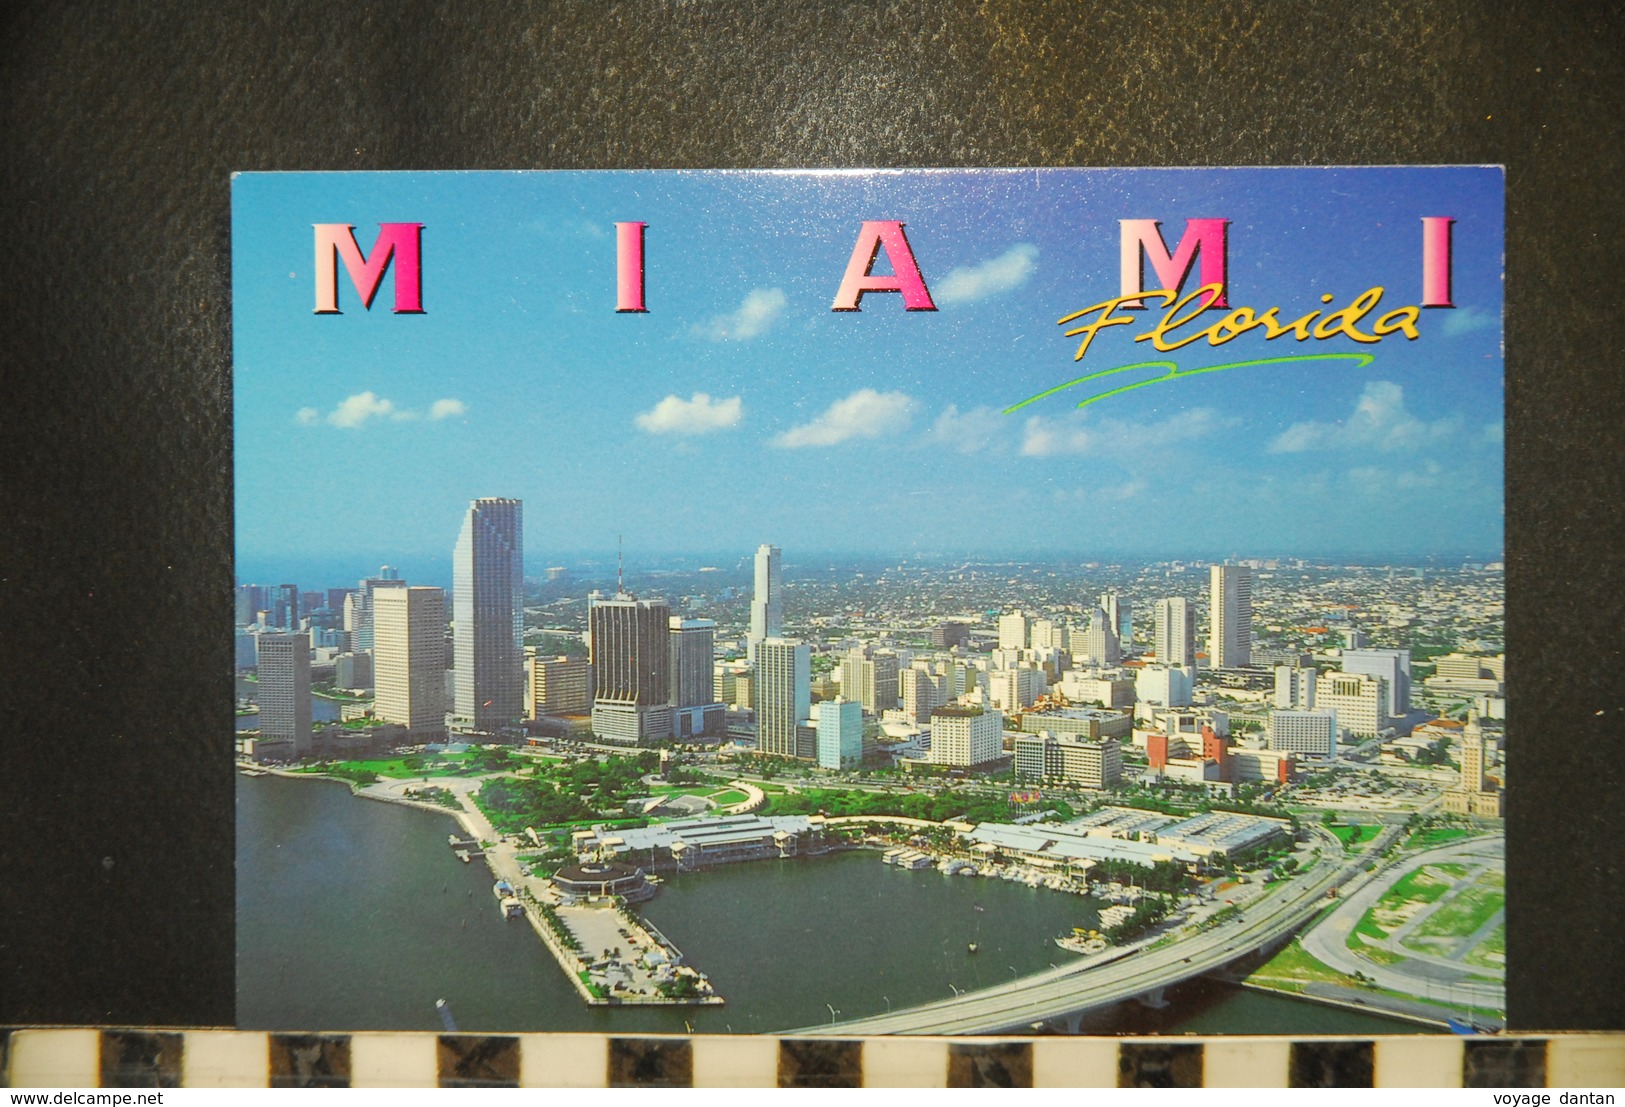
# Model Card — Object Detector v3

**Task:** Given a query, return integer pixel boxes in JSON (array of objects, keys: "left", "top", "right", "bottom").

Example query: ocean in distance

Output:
[{"left": 236, "top": 772, "right": 1420, "bottom": 1036}]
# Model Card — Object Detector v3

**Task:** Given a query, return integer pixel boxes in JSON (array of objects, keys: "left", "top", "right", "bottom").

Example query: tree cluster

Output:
[
  {"left": 1087, "top": 858, "right": 1188, "bottom": 893},
  {"left": 1102, "top": 896, "right": 1171, "bottom": 943},
  {"left": 759, "top": 787, "right": 1021, "bottom": 825}
]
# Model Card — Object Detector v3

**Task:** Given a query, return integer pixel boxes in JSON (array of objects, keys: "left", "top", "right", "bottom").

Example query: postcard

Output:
[{"left": 230, "top": 167, "right": 1504, "bottom": 1038}]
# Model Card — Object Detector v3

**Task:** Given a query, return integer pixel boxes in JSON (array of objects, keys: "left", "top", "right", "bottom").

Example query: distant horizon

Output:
[{"left": 235, "top": 547, "right": 1506, "bottom": 594}]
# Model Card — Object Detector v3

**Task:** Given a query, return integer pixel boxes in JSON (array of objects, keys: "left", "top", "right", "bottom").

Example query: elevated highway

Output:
[{"left": 794, "top": 824, "right": 1402, "bottom": 1035}]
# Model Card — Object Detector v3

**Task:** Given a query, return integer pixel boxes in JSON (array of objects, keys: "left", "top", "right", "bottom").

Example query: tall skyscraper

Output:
[
  {"left": 1444, "top": 712, "right": 1502, "bottom": 817},
  {"left": 273, "top": 583, "right": 299, "bottom": 631},
  {"left": 353, "top": 570, "right": 407, "bottom": 651},
  {"left": 997, "top": 610, "right": 1032, "bottom": 650},
  {"left": 840, "top": 645, "right": 899, "bottom": 714},
  {"left": 1208, "top": 565, "right": 1252, "bottom": 669},
  {"left": 257, "top": 632, "right": 312, "bottom": 758},
  {"left": 373, "top": 586, "right": 447, "bottom": 742},
  {"left": 453, "top": 498, "right": 525, "bottom": 734},
  {"left": 588, "top": 590, "right": 672, "bottom": 745},
  {"left": 816, "top": 697, "right": 863, "bottom": 770},
  {"left": 1341, "top": 648, "right": 1412, "bottom": 719},
  {"left": 1154, "top": 598, "right": 1196, "bottom": 668},
  {"left": 1079, "top": 606, "right": 1121, "bottom": 665},
  {"left": 1316, "top": 671, "right": 1385, "bottom": 738},
  {"left": 669, "top": 616, "right": 725, "bottom": 739},
  {"left": 1030, "top": 618, "right": 1063, "bottom": 651},
  {"left": 1459, "top": 713, "right": 1487, "bottom": 792},
  {"left": 928, "top": 706, "right": 1003, "bottom": 767},
  {"left": 748, "top": 544, "right": 783, "bottom": 664},
  {"left": 899, "top": 666, "right": 944, "bottom": 723},
  {"left": 1274, "top": 664, "right": 1317, "bottom": 709},
  {"left": 1099, "top": 592, "right": 1131, "bottom": 649},
  {"left": 526, "top": 650, "right": 592, "bottom": 717},
  {"left": 864, "top": 651, "right": 899, "bottom": 714},
  {"left": 756, "top": 638, "right": 811, "bottom": 759},
  {"left": 235, "top": 583, "right": 265, "bottom": 627}
]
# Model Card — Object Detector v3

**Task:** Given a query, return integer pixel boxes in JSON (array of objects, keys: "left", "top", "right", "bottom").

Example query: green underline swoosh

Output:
[{"left": 1003, "top": 352, "right": 1378, "bottom": 414}]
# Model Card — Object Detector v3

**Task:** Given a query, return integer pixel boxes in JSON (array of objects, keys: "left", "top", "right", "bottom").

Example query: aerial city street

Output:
[{"left": 236, "top": 508, "right": 1506, "bottom": 1034}]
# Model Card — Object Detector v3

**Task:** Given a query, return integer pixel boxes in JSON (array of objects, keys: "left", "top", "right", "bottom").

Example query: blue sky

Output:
[{"left": 233, "top": 168, "right": 1502, "bottom": 580}]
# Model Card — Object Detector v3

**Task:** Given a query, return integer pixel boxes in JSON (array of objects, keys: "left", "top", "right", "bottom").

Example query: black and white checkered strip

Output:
[{"left": 2, "top": 1030, "right": 1620, "bottom": 1088}]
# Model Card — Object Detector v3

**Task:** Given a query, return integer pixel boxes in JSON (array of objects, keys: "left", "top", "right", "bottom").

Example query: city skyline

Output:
[
  {"left": 234, "top": 169, "right": 1503, "bottom": 566},
  {"left": 229, "top": 170, "right": 1508, "bottom": 1042}
]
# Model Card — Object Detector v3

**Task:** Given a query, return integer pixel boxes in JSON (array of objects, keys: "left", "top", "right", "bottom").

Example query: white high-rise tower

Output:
[
  {"left": 1154, "top": 597, "right": 1196, "bottom": 669},
  {"left": 1208, "top": 564, "right": 1253, "bottom": 669},
  {"left": 748, "top": 543, "right": 782, "bottom": 664},
  {"left": 374, "top": 586, "right": 447, "bottom": 741},
  {"left": 756, "top": 638, "right": 811, "bottom": 759},
  {"left": 453, "top": 498, "right": 524, "bottom": 733}
]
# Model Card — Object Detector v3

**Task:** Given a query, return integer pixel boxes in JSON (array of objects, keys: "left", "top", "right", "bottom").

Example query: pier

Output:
[{"left": 530, "top": 894, "right": 722, "bottom": 1006}]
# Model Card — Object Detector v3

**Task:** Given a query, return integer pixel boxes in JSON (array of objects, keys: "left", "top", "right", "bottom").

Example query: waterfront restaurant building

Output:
[{"left": 576, "top": 814, "right": 821, "bottom": 871}]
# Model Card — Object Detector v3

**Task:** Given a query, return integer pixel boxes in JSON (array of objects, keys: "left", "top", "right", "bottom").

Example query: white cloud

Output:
[
  {"left": 695, "top": 287, "right": 787, "bottom": 340},
  {"left": 1269, "top": 381, "right": 1460, "bottom": 454},
  {"left": 934, "top": 244, "right": 1038, "bottom": 304},
  {"left": 300, "top": 392, "right": 467, "bottom": 429},
  {"left": 327, "top": 391, "right": 398, "bottom": 428},
  {"left": 925, "top": 405, "right": 1008, "bottom": 454},
  {"left": 634, "top": 392, "right": 744, "bottom": 436},
  {"left": 1020, "top": 407, "right": 1228, "bottom": 458},
  {"left": 774, "top": 389, "right": 915, "bottom": 448}
]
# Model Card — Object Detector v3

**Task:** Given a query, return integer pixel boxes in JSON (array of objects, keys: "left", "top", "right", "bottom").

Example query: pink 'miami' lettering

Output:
[
  {"left": 1119, "top": 218, "right": 1229, "bottom": 309},
  {"left": 831, "top": 221, "right": 937, "bottom": 312},
  {"left": 313, "top": 223, "right": 424, "bottom": 314},
  {"left": 616, "top": 221, "right": 648, "bottom": 313},
  {"left": 1421, "top": 217, "right": 1455, "bottom": 308}
]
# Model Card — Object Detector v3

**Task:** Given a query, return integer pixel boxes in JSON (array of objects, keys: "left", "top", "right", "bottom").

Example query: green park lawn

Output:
[
  {"left": 1402, "top": 827, "right": 1472, "bottom": 850},
  {"left": 1387, "top": 863, "right": 1467, "bottom": 904},
  {"left": 1403, "top": 870, "right": 1503, "bottom": 952},
  {"left": 1247, "top": 939, "right": 1351, "bottom": 993},
  {"left": 1463, "top": 923, "right": 1506, "bottom": 971},
  {"left": 299, "top": 754, "right": 480, "bottom": 780},
  {"left": 1347, "top": 862, "right": 1467, "bottom": 946},
  {"left": 1328, "top": 824, "right": 1377, "bottom": 848},
  {"left": 1351, "top": 912, "right": 1391, "bottom": 944},
  {"left": 1350, "top": 943, "right": 1406, "bottom": 967},
  {"left": 708, "top": 789, "right": 750, "bottom": 806},
  {"left": 1253, "top": 940, "right": 1480, "bottom": 1015}
]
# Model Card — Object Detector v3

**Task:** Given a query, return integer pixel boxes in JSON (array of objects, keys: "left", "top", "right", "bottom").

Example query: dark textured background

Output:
[{"left": 1, "top": 1, "right": 1620, "bottom": 1031}]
